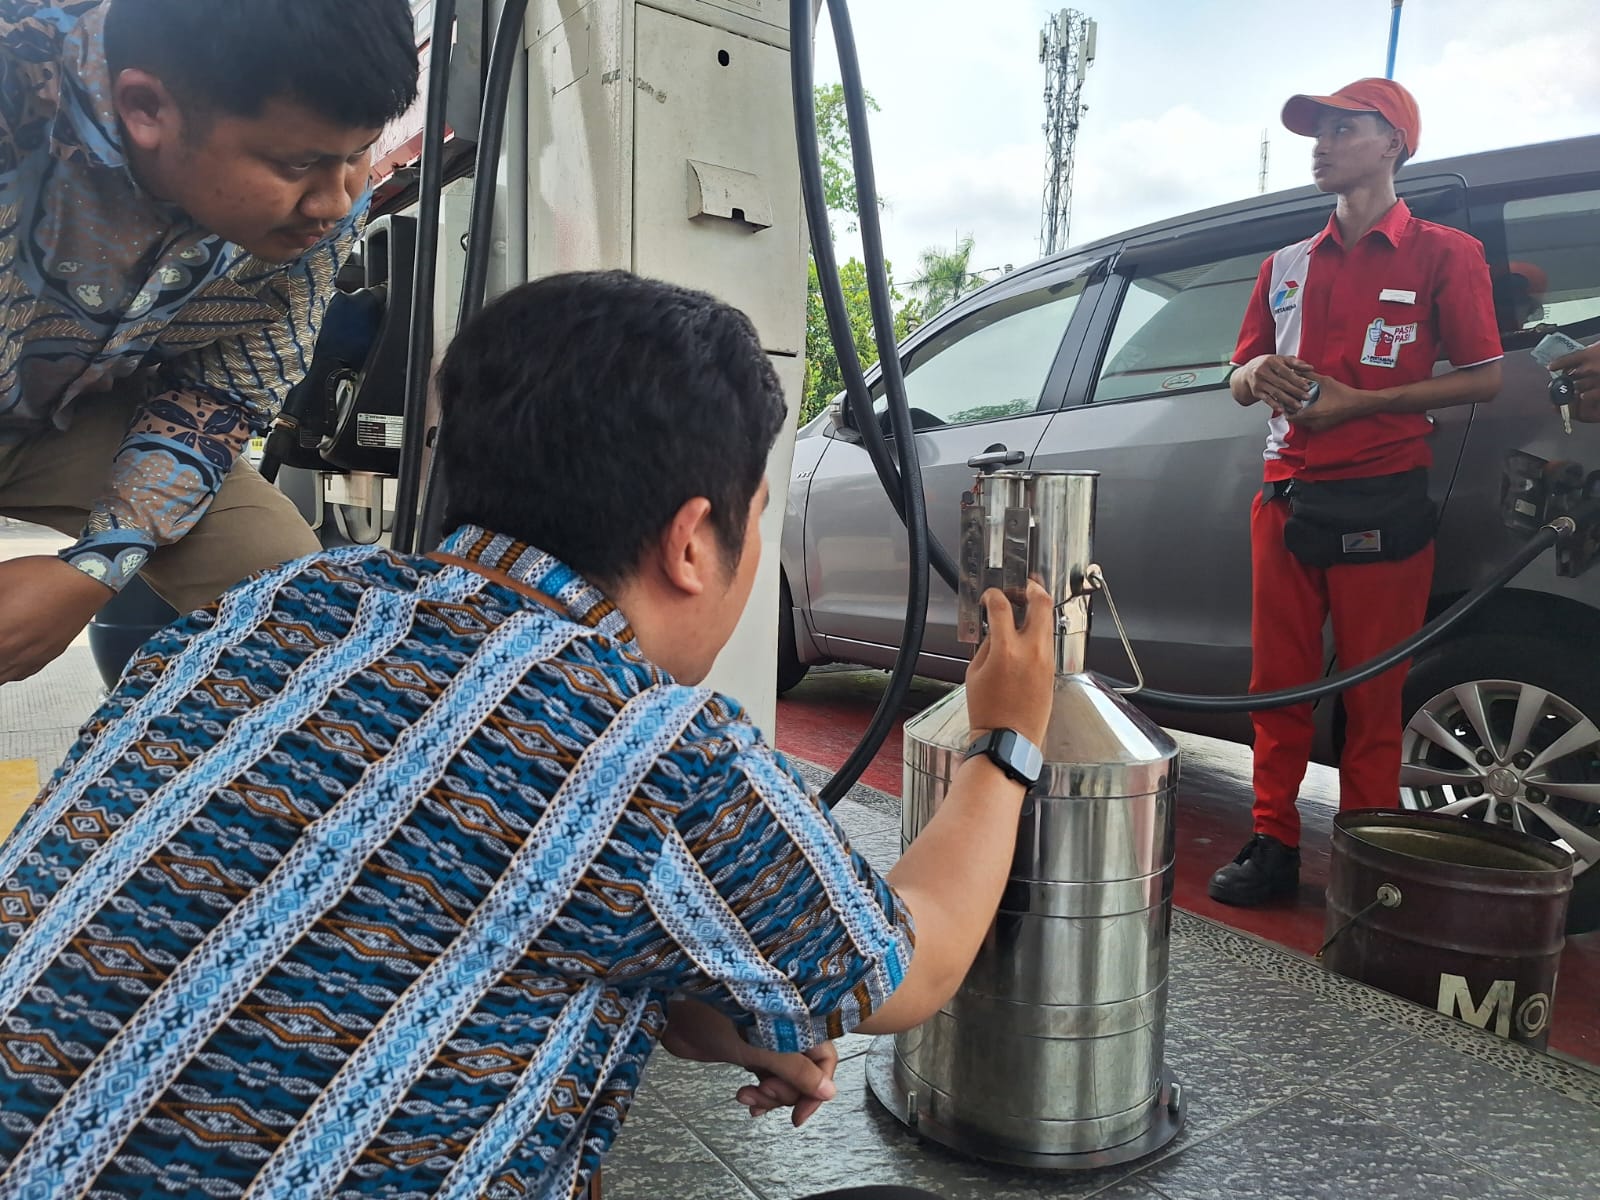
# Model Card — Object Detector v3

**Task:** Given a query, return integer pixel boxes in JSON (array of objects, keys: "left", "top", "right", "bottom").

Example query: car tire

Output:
[
  {"left": 1399, "top": 633, "right": 1600, "bottom": 934},
  {"left": 777, "top": 577, "right": 810, "bottom": 695}
]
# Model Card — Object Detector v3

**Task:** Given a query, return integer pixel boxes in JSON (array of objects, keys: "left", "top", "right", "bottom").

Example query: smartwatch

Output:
[{"left": 964, "top": 729, "right": 1045, "bottom": 789}]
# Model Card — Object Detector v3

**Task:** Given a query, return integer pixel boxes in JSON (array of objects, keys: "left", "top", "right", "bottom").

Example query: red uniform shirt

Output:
[{"left": 1232, "top": 200, "right": 1502, "bottom": 482}]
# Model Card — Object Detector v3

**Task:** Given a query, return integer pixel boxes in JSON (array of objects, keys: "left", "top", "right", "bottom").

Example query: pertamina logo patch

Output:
[
  {"left": 1271, "top": 280, "right": 1301, "bottom": 314},
  {"left": 1361, "top": 317, "right": 1418, "bottom": 368}
]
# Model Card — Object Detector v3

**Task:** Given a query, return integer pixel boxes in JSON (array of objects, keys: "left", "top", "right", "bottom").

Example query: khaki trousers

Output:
[{"left": 0, "top": 393, "right": 321, "bottom": 615}]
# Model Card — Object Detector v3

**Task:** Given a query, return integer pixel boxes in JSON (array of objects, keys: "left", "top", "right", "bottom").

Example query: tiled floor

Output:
[
  {"left": 606, "top": 781, "right": 1600, "bottom": 1200},
  {"left": 0, "top": 661, "right": 98, "bottom": 853},
  {"left": 0, "top": 525, "right": 91, "bottom": 842},
  {"left": 0, "top": 527, "right": 100, "bottom": 844},
  {"left": 0, "top": 644, "right": 98, "bottom": 841}
]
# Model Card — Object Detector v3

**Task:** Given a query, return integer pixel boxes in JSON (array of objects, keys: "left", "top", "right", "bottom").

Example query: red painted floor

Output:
[{"left": 777, "top": 666, "right": 1600, "bottom": 1071}]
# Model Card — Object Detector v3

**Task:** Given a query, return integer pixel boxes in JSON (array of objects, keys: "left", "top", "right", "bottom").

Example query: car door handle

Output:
[{"left": 968, "top": 448, "right": 1025, "bottom": 472}]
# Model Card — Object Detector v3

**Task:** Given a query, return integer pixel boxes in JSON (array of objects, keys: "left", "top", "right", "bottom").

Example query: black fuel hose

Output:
[
  {"left": 456, "top": 0, "right": 527, "bottom": 334},
  {"left": 1113, "top": 521, "right": 1568, "bottom": 713},
  {"left": 795, "top": 0, "right": 934, "bottom": 807},
  {"left": 787, "top": 13, "right": 962, "bottom": 599},
  {"left": 416, "top": 0, "right": 530, "bottom": 552},
  {"left": 391, "top": 0, "right": 458, "bottom": 555}
]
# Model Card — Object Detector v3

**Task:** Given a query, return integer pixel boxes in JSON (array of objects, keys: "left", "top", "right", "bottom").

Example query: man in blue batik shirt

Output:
[
  {"left": 0, "top": 270, "right": 1058, "bottom": 1200},
  {"left": 0, "top": 0, "right": 420, "bottom": 684}
]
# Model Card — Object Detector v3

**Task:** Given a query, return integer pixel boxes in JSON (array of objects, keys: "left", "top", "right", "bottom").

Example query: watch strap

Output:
[{"left": 965, "top": 728, "right": 1044, "bottom": 788}]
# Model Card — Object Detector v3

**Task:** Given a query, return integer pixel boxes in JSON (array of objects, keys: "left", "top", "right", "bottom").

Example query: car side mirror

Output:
[
  {"left": 823, "top": 400, "right": 862, "bottom": 445},
  {"left": 877, "top": 406, "right": 947, "bottom": 437}
]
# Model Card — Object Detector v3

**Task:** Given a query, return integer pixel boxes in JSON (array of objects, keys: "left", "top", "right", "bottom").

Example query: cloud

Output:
[
  {"left": 878, "top": 142, "right": 1046, "bottom": 276},
  {"left": 1070, "top": 105, "right": 1264, "bottom": 250},
  {"left": 1406, "top": 11, "right": 1600, "bottom": 160},
  {"left": 816, "top": 0, "right": 1600, "bottom": 287}
]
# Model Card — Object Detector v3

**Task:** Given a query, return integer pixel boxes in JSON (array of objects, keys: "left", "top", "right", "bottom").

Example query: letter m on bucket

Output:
[{"left": 1436, "top": 974, "right": 1516, "bottom": 1038}]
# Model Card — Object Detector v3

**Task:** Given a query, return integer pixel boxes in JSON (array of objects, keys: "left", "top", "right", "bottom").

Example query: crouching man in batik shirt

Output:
[
  {"left": 0, "top": 0, "right": 420, "bottom": 684},
  {"left": 0, "top": 271, "right": 1058, "bottom": 1200}
]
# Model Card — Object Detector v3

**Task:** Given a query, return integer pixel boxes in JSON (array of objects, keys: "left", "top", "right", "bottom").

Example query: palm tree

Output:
[{"left": 910, "top": 236, "right": 981, "bottom": 318}]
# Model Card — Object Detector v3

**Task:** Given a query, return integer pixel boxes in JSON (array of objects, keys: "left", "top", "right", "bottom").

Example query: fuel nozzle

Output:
[
  {"left": 1554, "top": 473, "right": 1600, "bottom": 578},
  {"left": 1497, "top": 450, "right": 1600, "bottom": 576},
  {"left": 1500, "top": 451, "right": 1582, "bottom": 534}
]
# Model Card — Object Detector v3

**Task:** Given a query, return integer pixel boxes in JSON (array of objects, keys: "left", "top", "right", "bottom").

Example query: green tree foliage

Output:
[
  {"left": 909, "top": 235, "right": 987, "bottom": 319},
  {"left": 812, "top": 83, "right": 878, "bottom": 236},
  {"left": 802, "top": 86, "right": 927, "bottom": 426},
  {"left": 802, "top": 259, "right": 923, "bottom": 426}
]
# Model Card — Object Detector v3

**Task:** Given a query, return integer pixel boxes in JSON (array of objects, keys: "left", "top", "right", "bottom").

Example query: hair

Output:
[
  {"left": 104, "top": 0, "right": 419, "bottom": 129},
  {"left": 437, "top": 271, "right": 788, "bottom": 585}
]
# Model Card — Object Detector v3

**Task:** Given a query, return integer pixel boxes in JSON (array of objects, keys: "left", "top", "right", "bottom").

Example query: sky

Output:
[{"left": 813, "top": 0, "right": 1600, "bottom": 285}]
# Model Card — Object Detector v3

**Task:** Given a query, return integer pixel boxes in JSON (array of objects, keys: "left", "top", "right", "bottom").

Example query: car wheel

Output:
[
  {"left": 777, "top": 577, "right": 810, "bottom": 695},
  {"left": 1400, "top": 634, "right": 1600, "bottom": 934}
]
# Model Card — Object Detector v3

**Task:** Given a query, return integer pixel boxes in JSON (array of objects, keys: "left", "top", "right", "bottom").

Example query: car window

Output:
[
  {"left": 1092, "top": 248, "right": 1270, "bottom": 404},
  {"left": 1492, "top": 189, "right": 1600, "bottom": 338},
  {"left": 871, "top": 278, "right": 1087, "bottom": 427}
]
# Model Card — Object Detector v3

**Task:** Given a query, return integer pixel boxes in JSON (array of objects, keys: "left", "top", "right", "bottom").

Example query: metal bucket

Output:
[
  {"left": 867, "top": 470, "right": 1185, "bottom": 1170},
  {"left": 1322, "top": 810, "right": 1573, "bottom": 1050}
]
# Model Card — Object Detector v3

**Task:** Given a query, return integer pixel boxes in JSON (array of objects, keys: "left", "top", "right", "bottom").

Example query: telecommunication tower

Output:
[{"left": 1039, "top": 9, "right": 1097, "bottom": 257}]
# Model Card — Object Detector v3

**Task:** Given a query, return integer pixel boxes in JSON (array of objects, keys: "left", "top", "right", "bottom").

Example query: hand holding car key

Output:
[
  {"left": 1533, "top": 332, "right": 1587, "bottom": 434},
  {"left": 1550, "top": 375, "right": 1579, "bottom": 434}
]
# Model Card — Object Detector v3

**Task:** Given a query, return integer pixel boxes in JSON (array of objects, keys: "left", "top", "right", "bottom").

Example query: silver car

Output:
[{"left": 780, "top": 134, "right": 1600, "bottom": 929}]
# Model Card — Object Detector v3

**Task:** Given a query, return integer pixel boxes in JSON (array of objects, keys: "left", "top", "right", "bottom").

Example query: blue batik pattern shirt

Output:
[
  {"left": 0, "top": 525, "right": 915, "bottom": 1200},
  {"left": 0, "top": 1, "right": 364, "bottom": 587}
]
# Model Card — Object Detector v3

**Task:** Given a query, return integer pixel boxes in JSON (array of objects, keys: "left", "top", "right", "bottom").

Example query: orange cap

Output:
[
  {"left": 1505, "top": 260, "right": 1549, "bottom": 298},
  {"left": 1282, "top": 78, "right": 1421, "bottom": 156}
]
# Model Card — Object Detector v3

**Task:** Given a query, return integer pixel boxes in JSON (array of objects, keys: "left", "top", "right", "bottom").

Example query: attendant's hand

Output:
[
  {"left": 1235, "top": 354, "right": 1316, "bottom": 416},
  {"left": 1288, "top": 375, "right": 1376, "bottom": 434}
]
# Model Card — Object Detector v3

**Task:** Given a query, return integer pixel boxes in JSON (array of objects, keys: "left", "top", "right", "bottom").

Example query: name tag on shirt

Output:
[{"left": 1380, "top": 288, "right": 1417, "bottom": 304}]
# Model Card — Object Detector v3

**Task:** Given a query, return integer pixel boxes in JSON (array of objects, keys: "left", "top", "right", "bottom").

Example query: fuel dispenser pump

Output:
[
  {"left": 261, "top": 284, "right": 387, "bottom": 479},
  {"left": 398, "top": 0, "right": 813, "bottom": 735},
  {"left": 268, "top": 215, "right": 420, "bottom": 482},
  {"left": 257, "top": 214, "right": 423, "bottom": 546}
]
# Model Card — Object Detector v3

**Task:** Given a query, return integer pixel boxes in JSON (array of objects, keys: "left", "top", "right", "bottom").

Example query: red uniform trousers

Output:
[{"left": 1249, "top": 491, "right": 1434, "bottom": 847}]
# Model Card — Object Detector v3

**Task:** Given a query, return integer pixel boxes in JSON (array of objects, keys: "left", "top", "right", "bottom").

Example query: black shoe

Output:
[{"left": 1207, "top": 834, "right": 1300, "bottom": 907}]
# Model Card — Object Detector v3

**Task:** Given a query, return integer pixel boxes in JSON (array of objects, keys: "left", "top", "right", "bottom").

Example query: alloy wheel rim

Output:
[{"left": 1399, "top": 678, "right": 1600, "bottom": 878}]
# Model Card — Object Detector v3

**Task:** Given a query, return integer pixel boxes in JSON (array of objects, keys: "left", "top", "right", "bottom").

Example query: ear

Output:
[
  {"left": 656, "top": 497, "right": 718, "bottom": 598},
  {"left": 112, "top": 68, "right": 184, "bottom": 154},
  {"left": 1385, "top": 125, "right": 1406, "bottom": 163}
]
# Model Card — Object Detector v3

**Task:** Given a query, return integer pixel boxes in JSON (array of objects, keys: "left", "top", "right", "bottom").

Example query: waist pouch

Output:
[{"left": 1272, "top": 468, "right": 1436, "bottom": 568}]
